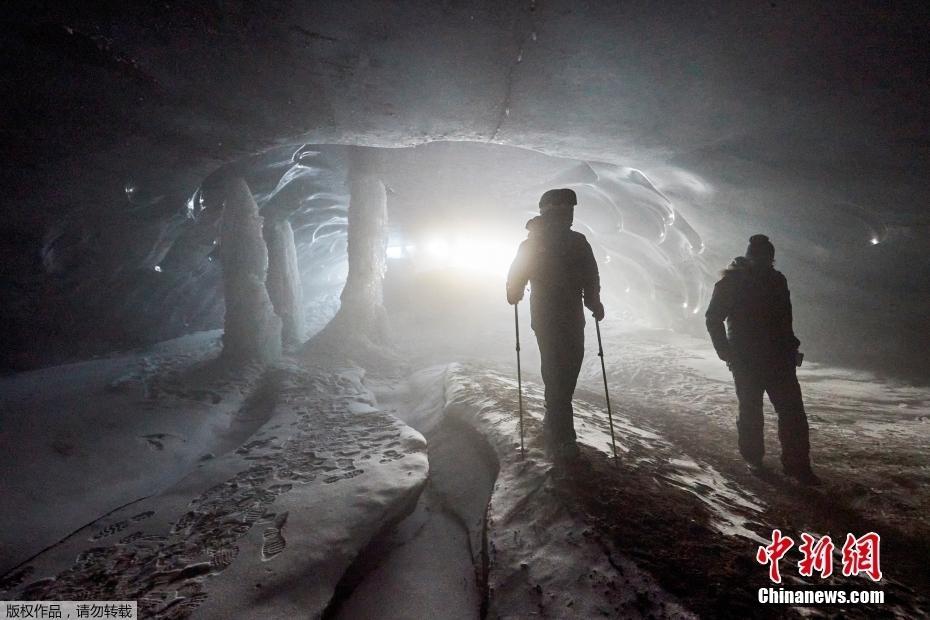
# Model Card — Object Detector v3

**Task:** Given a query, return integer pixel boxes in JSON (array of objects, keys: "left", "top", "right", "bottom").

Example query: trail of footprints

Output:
[{"left": 0, "top": 368, "right": 415, "bottom": 619}]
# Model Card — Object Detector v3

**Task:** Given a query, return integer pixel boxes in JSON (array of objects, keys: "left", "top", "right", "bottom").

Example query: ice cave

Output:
[{"left": 1, "top": 2, "right": 929, "bottom": 618}]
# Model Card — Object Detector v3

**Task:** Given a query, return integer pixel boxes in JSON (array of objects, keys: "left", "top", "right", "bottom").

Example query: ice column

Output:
[
  {"left": 219, "top": 177, "right": 283, "bottom": 363},
  {"left": 330, "top": 149, "right": 390, "bottom": 343},
  {"left": 264, "top": 217, "right": 305, "bottom": 347}
]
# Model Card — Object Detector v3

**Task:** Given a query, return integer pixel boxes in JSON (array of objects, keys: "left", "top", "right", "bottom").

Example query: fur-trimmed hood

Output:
[
  {"left": 525, "top": 214, "right": 571, "bottom": 238},
  {"left": 722, "top": 256, "right": 750, "bottom": 276},
  {"left": 720, "top": 255, "right": 777, "bottom": 279}
]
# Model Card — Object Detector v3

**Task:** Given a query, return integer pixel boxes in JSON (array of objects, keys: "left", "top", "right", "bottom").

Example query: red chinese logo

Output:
[
  {"left": 758, "top": 530, "right": 882, "bottom": 583},
  {"left": 757, "top": 529, "right": 794, "bottom": 583},
  {"left": 798, "top": 533, "right": 834, "bottom": 578},
  {"left": 841, "top": 532, "right": 882, "bottom": 582}
]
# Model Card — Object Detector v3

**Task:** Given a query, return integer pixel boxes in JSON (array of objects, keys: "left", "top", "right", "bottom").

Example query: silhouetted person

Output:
[
  {"left": 507, "top": 189, "right": 604, "bottom": 459},
  {"left": 705, "top": 235, "right": 820, "bottom": 485}
]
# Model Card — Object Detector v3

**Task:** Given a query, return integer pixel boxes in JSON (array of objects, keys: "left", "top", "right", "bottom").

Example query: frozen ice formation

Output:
[
  {"left": 219, "top": 178, "right": 282, "bottom": 364},
  {"left": 264, "top": 217, "right": 305, "bottom": 347}
]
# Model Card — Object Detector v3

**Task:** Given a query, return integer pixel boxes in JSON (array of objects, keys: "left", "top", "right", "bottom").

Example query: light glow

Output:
[
  {"left": 402, "top": 233, "right": 520, "bottom": 278},
  {"left": 425, "top": 238, "right": 451, "bottom": 260}
]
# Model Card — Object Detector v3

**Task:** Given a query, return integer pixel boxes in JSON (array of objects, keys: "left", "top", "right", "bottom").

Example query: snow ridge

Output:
[
  {"left": 1, "top": 363, "right": 428, "bottom": 620},
  {"left": 444, "top": 363, "right": 693, "bottom": 619}
]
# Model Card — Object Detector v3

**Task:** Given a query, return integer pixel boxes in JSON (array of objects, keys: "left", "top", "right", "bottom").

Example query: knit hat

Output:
[
  {"left": 746, "top": 234, "right": 775, "bottom": 262},
  {"left": 538, "top": 188, "right": 577, "bottom": 214}
]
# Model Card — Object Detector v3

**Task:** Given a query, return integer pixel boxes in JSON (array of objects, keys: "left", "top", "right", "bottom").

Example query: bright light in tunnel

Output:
[
  {"left": 425, "top": 238, "right": 451, "bottom": 260},
  {"left": 450, "top": 238, "right": 516, "bottom": 276},
  {"left": 870, "top": 237, "right": 880, "bottom": 245},
  {"left": 391, "top": 233, "right": 519, "bottom": 278}
]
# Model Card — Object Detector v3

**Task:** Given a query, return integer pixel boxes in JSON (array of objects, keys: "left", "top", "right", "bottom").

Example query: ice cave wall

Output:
[{"left": 1, "top": 1, "right": 928, "bottom": 379}]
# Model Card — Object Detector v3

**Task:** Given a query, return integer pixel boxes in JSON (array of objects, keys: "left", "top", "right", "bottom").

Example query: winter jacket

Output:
[
  {"left": 705, "top": 257, "right": 801, "bottom": 369},
  {"left": 506, "top": 215, "right": 601, "bottom": 331}
]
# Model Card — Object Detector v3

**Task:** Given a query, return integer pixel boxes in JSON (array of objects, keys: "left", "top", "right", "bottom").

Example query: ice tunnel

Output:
[
  {"left": 2, "top": 2, "right": 930, "bottom": 618},
  {"left": 152, "top": 142, "right": 718, "bottom": 352},
  {"left": 3, "top": 2, "right": 929, "bottom": 378},
  {"left": 10, "top": 137, "right": 930, "bottom": 379}
]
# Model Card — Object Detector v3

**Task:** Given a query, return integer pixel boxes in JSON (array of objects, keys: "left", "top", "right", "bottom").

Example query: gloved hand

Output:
[
  {"left": 506, "top": 286, "right": 524, "bottom": 305},
  {"left": 590, "top": 300, "right": 605, "bottom": 322}
]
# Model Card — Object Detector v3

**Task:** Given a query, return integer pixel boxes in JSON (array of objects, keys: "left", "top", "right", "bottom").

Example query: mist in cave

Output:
[{"left": 1, "top": 2, "right": 929, "bottom": 618}]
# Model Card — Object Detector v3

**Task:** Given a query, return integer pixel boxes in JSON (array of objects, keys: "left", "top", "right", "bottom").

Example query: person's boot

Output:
[
  {"left": 548, "top": 435, "right": 579, "bottom": 462},
  {"left": 793, "top": 468, "right": 822, "bottom": 486},
  {"left": 556, "top": 440, "right": 579, "bottom": 460},
  {"left": 549, "top": 439, "right": 579, "bottom": 464},
  {"left": 784, "top": 464, "right": 821, "bottom": 486},
  {"left": 542, "top": 424, "right": 558, "bottom": 455}
]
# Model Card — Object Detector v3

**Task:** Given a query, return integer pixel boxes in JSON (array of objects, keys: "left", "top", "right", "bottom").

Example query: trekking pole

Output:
[
  {"left": 515, "top": 303, "right": 525, "bottom": 458},
  {"left": 594, "top": 318, "right": 619, "bottom": 463}
]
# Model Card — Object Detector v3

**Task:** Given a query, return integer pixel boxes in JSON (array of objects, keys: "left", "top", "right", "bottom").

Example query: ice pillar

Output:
[
  {"left": 264, "top": 217, "right": 305, "bottom": 347},
  {"left": 219, "top": 177, "right": 282, "bottom": 364},
  {"left": 302, "top": 149, "right": 391, "bottom": 364},
  {"left": 333, "top": 150, "right": 390, "bottom": 343}
]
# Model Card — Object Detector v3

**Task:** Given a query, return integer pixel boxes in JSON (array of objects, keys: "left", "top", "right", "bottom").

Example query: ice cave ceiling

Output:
[{"left": 1, "top": 1, "right": 928, "bottom": 379}]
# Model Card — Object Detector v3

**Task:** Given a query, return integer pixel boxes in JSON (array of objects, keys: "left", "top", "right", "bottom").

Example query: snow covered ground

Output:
[
  {"left": 390, "top": 305, "right": 930, "bottom": 616},
  {"left": 436, "top": 322, "right": 930, "bottom": 617},
  {"left": 0, "top": 331, "right": 269, "bottom": 575},
  {"left": 574, "top": 327, "right": 930, "bottom": 617},
  {"left": 330, "top": 366, "right": 494, "bottom": 620},
  {"left": 2, "top": 321, "right": 929, "bottom": 618},
  {"left": 579, "top": 327, "right": 930, "bottom": 550},
  {"left": 1, "top": 354, "right": 428, "bottom": 619},
  {"left": 445, "top": 364, "right": 694, "bottom": 618}
]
